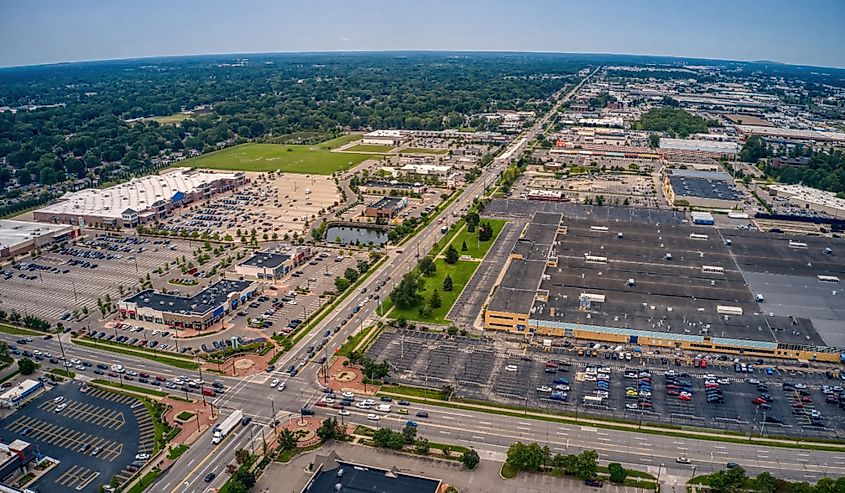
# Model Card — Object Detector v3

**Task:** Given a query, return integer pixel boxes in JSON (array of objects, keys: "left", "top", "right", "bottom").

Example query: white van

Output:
[{"left": 376, "top": 404, "right": 391, "bottom": 413}]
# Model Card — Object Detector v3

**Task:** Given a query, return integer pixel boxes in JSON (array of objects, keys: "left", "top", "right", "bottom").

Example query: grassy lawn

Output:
[
  {"left": 92, "top": 379, "right": 168, "bottom": 397},
  {"left": 126, "top": 469, "right": 160, "bottom": 493},
  {"left": 389, "top": 258, "right": 479, "bottom": 324},
  {"left": 48, "top": 368, "right": 75, "bottom": 379},
  {"left": 343, "top": 144, "right": 394, "bottom": 153},
  {"left": 167, "top": 444, "right": 189, "bottom": 460},
  {"left": 501, "top": 463, "right": 519, "bottom": 479},
  {"left": 176, "top": 411, "right": 195, "bottom": 421},
  {"left": 445, "top": 219, "right": 507, "bottom": 259},
  {"left": 379, "top": 384, "right": 444, "bottom": 400},
  {"left": 401, "top": 147, "right": 448, "bottom": 155},
  {"left": 338, "top": 325, "right": 378, "bottom": 357},
  {"left": 0, "top": 323, "right": 42, "bottom": 336},
  {"left": 73, "top": 338, "right": 199, "bottom": 370},
  {"left": 149, "top": 113, "right": 189, "bottom": 124},
  {"left": 315, "top": 133, "right": 363, "bottom": 149},
  {"left": 180, "top": 135, "right": 373, "bottom": 174}
]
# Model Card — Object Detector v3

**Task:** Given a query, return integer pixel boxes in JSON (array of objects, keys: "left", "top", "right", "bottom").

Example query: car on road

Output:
[
  {"left": 367, "top": 414, "right": 380, "bottom": 421},
  {"left": 415, "top": 411, "right": 429, "bottom": 418},
  {"left": 676, "top": 456, "right": 691, "bottom": 464},
  {"left": 204, "top": 472, "right": 216, "bottom": 483},
  {"left": 338, "top": 409, "right": 350, "bottom": 416},
  {"left": 726, "top": 462, "right": 740, "bottom": 469}
]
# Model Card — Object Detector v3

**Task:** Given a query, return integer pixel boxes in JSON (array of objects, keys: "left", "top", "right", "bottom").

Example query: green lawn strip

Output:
[
  {"left": 338, "top": 325, "right": 379, "bottom": 357},
  {"left": 445, "top": 219, "right": 507, "bottom": 259},
  {"left": 72, "top": 338, "right": 199, "bottom": 370},
  {"left": 376, "top": 390, "right": 845, "bottom": 451},
  {"left": 276, "top": 442, "right": 324, "bottom": 463},
  {"left": 389, "top": 258, "right": 479, "bottom": 324},
  {"left": 315, "top": 133, "right": 363, "bottom": 150},
  {"left": 48, "top": 369, "right": 75, "bottom": 379},
  {"left": 167, "top": 444, "right": 189, "bottom": 461},
  {"left": 434, "top": 219, "right": 466, "bottom": 255},
  {"left": 501, "top": 463, "right": 519, "bottom": 479},
  {"left": 91, "top": 379, "right": 168, "bottom": 397},
  {"left": 400, "top": 148, "right": 449, "bottom": 155},
  {"left": 275, "top": 255, "right": 388, "bottom": 354},
  {"left": 176, "top": 411, "right": 195, "bottom": 421},
  {"left": 380, "top": 385, "right": 444, "bottom": 400},
  {"left": 125, "top": 469, "right": 161, "bottom": 493},
  {"left": 179, "top": 139, "right": 374, "bottom": 174},
  {"left": 343, "top": 144, "right": 394, "bottom": 153},
  {"left": 0, "top": 323, "right": 43, "bottom": 336}
]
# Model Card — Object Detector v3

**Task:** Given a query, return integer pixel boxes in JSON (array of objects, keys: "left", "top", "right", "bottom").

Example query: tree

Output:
[
  {"left": 707, "top": 466, "right": 747, "bottom": 493},
  {"left": 505, "top": 442, "right": 545, "bottom": 472},
  {"left": 334, "top": 277, "right": 350, "bottom": 292},
  {"left": 277, "top": 428, "right": 298, "bottom": 451},
  {"left": 317, "top": 418, "right": 345, "bottom": 442},
  {"left": 429, "top": 289, "right": 441, "bottom": 310},
  {"left": 418, "top": 256, "right": 437, "bottom": 276},
  {"left": 234, "top": 448, "right": 250, "bottom": 465},
  {"left": 390, "top": 271, "right": 424, "bottom": 309},
  {"left": 648, "top": 134, "right": 660, "bottom": 148},
  {"left": 753, "top": 472, "right": 777, "bottom": 493},
  {"left": 401, "top": 424, "right": 417, "bottom": 444},
  {"left": 443, "top": 274, "right": 453, "bottom": 292},
  {"left": 573, "top": 450, "right": 599, "bottom": 480},
  {"left": 461, "top": 240, "right": 468, "bottom": 251},
  {"left": 344, "top": 268, "right": 359, "bottom": 283},
  {"left": 462, "top": 448, "right": 480, "bottom": 470},
  {"left": 607, "top": 462, "right": 627, "bottom": 483},
  {"left": 739, "top": 135, "right": 770, "bottom": 163},
  {"left": 465, "top": 212, "right": 480, "bottom": 232},
  {"left": 18, "top": 358, "right": 37, "bottom": 375},
  {"left": 477, "top": 222, "right": 493, "bottom": 242},
  {"left": 414, "top": 438, "right": 430, "bottom": 454},
  {"left": 373, "top": 428, "right": 405, "bottom": 450},
  {"left": 444, "top": 244, "right": 459, "bottom": 264}
]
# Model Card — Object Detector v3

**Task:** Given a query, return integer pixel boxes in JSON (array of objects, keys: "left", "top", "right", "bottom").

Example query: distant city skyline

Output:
[{"left": 1, "top": 0, "right": 844, "bottom": 69}]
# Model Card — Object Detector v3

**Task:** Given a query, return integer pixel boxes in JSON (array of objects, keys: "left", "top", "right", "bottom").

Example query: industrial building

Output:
[
  {"left": 33, "top": 168, "right": 245, "bottom": 228},
  {"left": 398, "top": 164, "right": 452, "bottom": 178},
  {"left": 358, "top": 181, "right": 425, "bottom": 196},
  {"left": 362, "top": 130, "right": 405, "bottom": 146},
  {"left": 0, "top": 220, "right": 78, "bottom": 259},
  {"left": 659, "top": 138, "right": 739, "bottom": 157},
  {"left": 364, "top": 196, "right": 407, "bottom": 219},
  {"left": 663, "top": 169, "right": 742, "bottom": 208},
  {"left": 235, "top": 248, "right": 311, "bottom": 281},
  {"left": 767, "top": 184, "right": 845, "bottom": 219},
  {"left": 483, "top": 212, "right": 845, "bottom": 363},
  {"left": 119, "top": 279, "right": 259, "bottom": 330}
]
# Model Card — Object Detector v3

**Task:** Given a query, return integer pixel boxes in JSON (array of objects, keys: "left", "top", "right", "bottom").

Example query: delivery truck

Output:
[{"left": 212, "top": 409, "right": 243, "bottom": 444}]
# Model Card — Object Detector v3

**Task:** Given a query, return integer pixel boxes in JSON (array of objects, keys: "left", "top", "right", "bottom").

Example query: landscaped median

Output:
[
  {"left": 91, "top": 378, "right": 168, "bottom": 398},
  {"left": 72, "top": 337, "right": 200, "bottom": 370},
  {"left": 377, "top": 385, "right": 845, "bottom": 452},
  {"left": 0, "top": 323, "right": 43, "bottom": 336}
]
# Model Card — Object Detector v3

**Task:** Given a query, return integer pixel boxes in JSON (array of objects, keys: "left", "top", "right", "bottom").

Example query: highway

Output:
[{"left": 8, "top": 66, "right": 845, "bottom": 489}]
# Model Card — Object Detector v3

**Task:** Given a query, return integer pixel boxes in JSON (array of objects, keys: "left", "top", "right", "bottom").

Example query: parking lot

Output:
[
  {"left": 0, "top": 383, "right": 151, "bottom": 493},
  {"left": 160, "top": 172, "right": 341, "bottom": 239},
  {"left": 0, "top": 233, "right": 200, "bottom": 324},
  {"left": 367, "top": 328, "right": 845, "bottom": 439}
]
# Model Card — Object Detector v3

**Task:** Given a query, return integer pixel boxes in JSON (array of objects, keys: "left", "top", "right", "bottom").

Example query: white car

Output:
[
  {"left": 338, "top": 409, "right": 350, "bottom": 416},
  {"left": 54, "top": 403, "right": 68, "bottom": 413},
  {"left": 355, "top": 402, "right": 370, "bottom": 409},
  {"left": 322, "top": 396, "right": 335, "bottom": 404},
  {"left": 366, "top": 414, "right": 380, "bottom": 421},
  {"left": 269, "top": 379, "right": 279, "bottom": 388},
  {"left": 625, "top": 403, "right": 639, "bottom": 410},
  {"left": 342, "top": 392, "right": 355, "bottom": 399},
  {"left": 135, "top": 453, "right": 150, "bottom": 461},
  {"left": 53, "top": 396, "right": 65, "bottom": 404},
  {"left": 288, "top": 300, "right": 297, "bottom": 305},
  {"left": 277, "top": 382, "right": 286, "bottom": 391},
  {"left": 505, "top": 365, "right": 518, "bottom": 372},
  {"left": 33, "top": 350, "right": 41, "bottom": 356},
  {"left": 536, "top": 386, "right": 552, "bottom": 393},
  {"left": 70, "top": 358, "right": 81, "bottom": 365},
  {"left": 125, "top": 370, "right": 138, "bottom": 377},
  {"left": 717, "top": 378, "right": 730, "bottom": 385},
  {"left": 363, "top": 399, "right": 375, "bottom": 406}
]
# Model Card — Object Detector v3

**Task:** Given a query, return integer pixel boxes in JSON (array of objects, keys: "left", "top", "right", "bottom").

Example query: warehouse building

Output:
[
  {"left": 358, "top": 181, "right": 425, "bottom": 196},
  {"left": 236, "top": 248, "right": 311, "bottom": 281},
  {"left": 364, "top": 196, "right": 407, "bottom": 219},
  {"left": 119, "top": 279, "right": 259, "bottom": 330},
  {"left": 483, "top": 212, "right": 845, "bottom": 363},
  {"left": 33, "top": 168, "right": 245, "bottom": 228},
  {"left": 767, "top": 184, "right": 845, "bottom": 219},
  {"left": 0, "top": 220, "right": 78, "bottom": 259},
  {"left": 663, "top": 169, "right": 742, "bottom": 208},
  {"left": 362, "top": 130, "right": 405, "bottom": 146},
  {"left": 659, "top": 138, "right": 739, "bottom": 157}
]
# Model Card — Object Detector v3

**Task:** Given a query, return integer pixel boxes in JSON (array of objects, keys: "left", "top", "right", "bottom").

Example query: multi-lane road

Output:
[{"left": 7, "top": 67, "right": 845, "bottom": 491}]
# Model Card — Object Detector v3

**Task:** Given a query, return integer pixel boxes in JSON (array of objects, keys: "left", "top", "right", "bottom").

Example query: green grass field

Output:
[
  {"left": 445, "top": 219, "right": 506, "bottom": 259},
  {"left": 343, "top": 144, "right": 395, "bottom": 153},
  {"left": 179, "top": 134, "right": 373, "bottom": 174},
  {"left": 390, "top": 259, "right": 479, "bottom": 324},
  {"left": 401, "top": 147, "right": 449, "bottom": 155},
  {"left": 149, "top": 113, "right": 190, "bottom": 124}
]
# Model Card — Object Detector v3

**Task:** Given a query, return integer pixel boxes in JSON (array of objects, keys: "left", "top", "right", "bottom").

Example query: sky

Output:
[{"left": 1, "top": 0, "right": 844, "bottom": 69}]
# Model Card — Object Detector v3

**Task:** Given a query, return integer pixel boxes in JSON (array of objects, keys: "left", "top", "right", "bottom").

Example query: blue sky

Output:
[{"left": 1, "top": 0, "right": 843, "bottom": 68}]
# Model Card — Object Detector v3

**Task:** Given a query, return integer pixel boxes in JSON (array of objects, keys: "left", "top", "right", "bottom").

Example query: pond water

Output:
[{"left": 325, "top": 225, "right": 388, "bottom": 246}]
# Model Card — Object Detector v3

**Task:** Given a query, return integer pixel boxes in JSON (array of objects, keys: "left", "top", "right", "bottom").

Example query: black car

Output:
[
  {"left": 204, "top": 472, "right": 216, "bottom": 483},
  {"left": 241, "top": 416, "right": 252, "bottom": 426},
  {"left": 300, "top": 407, "right": 315, "bottom": 416},
  {"left": 585, "top": 479, "right": 604, "bottom": 487},
  {"left": 97, "top": 363, "right": 108, "bottom": 370},
  {"left": 415, "top": 411, "right": 429, "bottom": 418}
]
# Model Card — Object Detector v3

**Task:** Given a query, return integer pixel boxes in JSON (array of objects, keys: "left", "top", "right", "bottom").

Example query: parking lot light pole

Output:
[{"left": 57, "top": 333, "right": 68, "bottom": 364}]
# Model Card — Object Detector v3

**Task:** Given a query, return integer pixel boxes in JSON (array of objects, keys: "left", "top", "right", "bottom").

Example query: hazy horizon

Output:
[{"left": 1, "top": 0, "right": 844, "bottom": 69}]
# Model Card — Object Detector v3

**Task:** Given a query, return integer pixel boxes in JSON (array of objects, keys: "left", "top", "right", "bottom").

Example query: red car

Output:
[
  {"left": 752, "top": 397, "right": 768, "bottom": 405},
  {"left": 155, "top": 376, "right": 166, "bottom": 382},
  {"left": 679, "top": 394, "right": 692, "bottom": 401},
  {"left": 139, "top": 372, "right": 150, "bottom": 378},
  {"left": 315, "top": 401, "right": 327, "bottom": 407}
]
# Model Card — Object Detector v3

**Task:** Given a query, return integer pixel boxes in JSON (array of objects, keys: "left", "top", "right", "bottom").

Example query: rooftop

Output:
[
  {"left": 0, "top": 220, "right": 74, "bottom": 249},
  {"left": 666, "top": 169, "right": 741, "bottom": 201},
  {"left": 36, "top": 168, "right": 241, "bottom": 219},
  {"left": 307, "top": 458, "right": 440, "bottom": 493},
  {"left": 239, "top": 252, "right": 291, "bottom": 269},
  {"left": 123, "top": 279, "right": 254, "bottom": 316},
  {"left": 660, "top": 138, "right": 740, "bottom": 154},
  {"left": 369, "top": 196, "right": 406, "bottom": 210}
]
